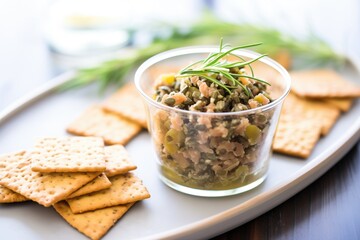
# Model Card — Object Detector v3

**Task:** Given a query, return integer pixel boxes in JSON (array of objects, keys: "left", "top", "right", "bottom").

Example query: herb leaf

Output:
[{"left": 177, "top": 41, "right": 267, "bottom": 96}]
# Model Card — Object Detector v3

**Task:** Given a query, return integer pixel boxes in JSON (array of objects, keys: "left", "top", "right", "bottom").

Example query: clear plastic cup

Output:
[{"left": 135, "top": 46, "right": 291, "bottom": 197}]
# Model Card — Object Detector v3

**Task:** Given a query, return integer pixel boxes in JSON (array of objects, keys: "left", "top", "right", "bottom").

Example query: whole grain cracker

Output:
[
  {"left": 290, "top": 69, "right": 360, "bottom": 98},
  {"left": 0, "top": 185, "right": 28, "bottom": 203},
  {"left": 67, "top": 173, "right": 150, "bottom": 213},
  {"left": 273, "top": 114, "right": 322, "bottom": 158},
  {"left": 323, "top": 98, "right": 353, "bottom": 112},
  {"left": 54, "top": 201, "right": 133, "bottom": 240},
  {"left": 102, "top": 83, "right": 148, "bottom": 128},
  {"left": 0, "top": 151, "right": 100, "bottom": 207},
  {"left": 67, "top": 105, "right": 142, "bottom": 145},
  {"left": 30, "top": 137, "right": 106, "bottom": 173},
  {"left": 104, "top": 145, "right": 137, "bottom": 177},
  {"left": 67, "top": 173, "right": 112, "bottom": 199}
]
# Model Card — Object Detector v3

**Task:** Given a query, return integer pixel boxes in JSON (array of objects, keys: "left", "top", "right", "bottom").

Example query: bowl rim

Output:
[{"left": 134, "top": 45, "right": 291, "bottom": 116}]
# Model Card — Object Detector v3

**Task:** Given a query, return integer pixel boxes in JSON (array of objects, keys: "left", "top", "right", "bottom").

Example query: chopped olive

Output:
[
  {"left": 164, "top": 98, "right": 175, "bottom": 106},
  {"left": 165, "top": 129, "right": 185, "bottom": 145},
  {"left": 152, "top": 46, "right": 272, "bottom": 190},
  {"left": 164, "top": 142, "right": 178, "bottom": 155},
  {"left": 245, "top": 125, "right": 261, "bottom": 145}
]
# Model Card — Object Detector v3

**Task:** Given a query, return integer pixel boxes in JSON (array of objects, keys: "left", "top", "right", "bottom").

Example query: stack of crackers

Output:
[
  {"left": 273, "top": 69, "right": 360, "bottom": 158},
  {"left": 67, "top": 83, "right": 147, "bottom": 145},
  {"left": 0, "top": 136, "right": 150, "bottom": 240}
]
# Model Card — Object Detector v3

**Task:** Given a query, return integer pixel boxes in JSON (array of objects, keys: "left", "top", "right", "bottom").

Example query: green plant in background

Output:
[{"left": 62, "top": 13, "right": 346, "bottom": 91}]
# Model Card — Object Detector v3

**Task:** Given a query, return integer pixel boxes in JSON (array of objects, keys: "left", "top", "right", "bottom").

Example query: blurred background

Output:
[{"left": 0, "top": 0, "right": 359, "bottom": 108}]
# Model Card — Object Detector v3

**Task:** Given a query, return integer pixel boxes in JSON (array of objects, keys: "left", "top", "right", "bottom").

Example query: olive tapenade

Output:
[{"left": 152, "top": 42, "right": 274, "bottom": 190}]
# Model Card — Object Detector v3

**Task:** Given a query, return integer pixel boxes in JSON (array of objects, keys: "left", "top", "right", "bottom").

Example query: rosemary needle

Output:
[{"left": 177, "top": 40, "right": 268, "bottom": 96}]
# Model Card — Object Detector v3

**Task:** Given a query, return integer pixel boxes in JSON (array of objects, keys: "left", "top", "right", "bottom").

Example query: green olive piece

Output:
[
  {"left": 164, "top": 120, "right": 171, "bottom": 130},
  {"left": 254, "top": 94, "right": 269, "bottom": 105},
  {"left": 245, "top": 124, "right": 261, "bottom": 145},
  {"left": 256, "top": 114, "right": 267, "bottom": 124},
  {"left": 192, "top": 91, "right": 201, "bottom": 99},
  {"left": 164, "top": 129, "right": 185, "bottom": 154},
  {"left": 164, "top": 98, "right": 175, "bottom": 106},
  {"left": 164, "top": 141, "right": 178, "bottom": 155},
  {"left": 230, "top": 67, "right": 240, "bottom": 73},
  {"left": 165, "top": 129, "right": 185, "bottom": 144}
]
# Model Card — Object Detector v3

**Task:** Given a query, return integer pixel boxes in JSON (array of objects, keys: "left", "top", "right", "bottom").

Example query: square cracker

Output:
[
  {"left": 104, "top": 145, "right": 137, "bottom": 177},
  {"left": 0, "top": 185, "right": 28, "bottom": 203},
  {"left": 67, "top": 173, "right": 112, "bottom": 199},
  {"left": 273, "top": 114, "right": 322, "bottom": 158},
  {"left": 67, "top": 173, "right": 150, "bottom": 213},
  {"left": 0, "top": 151, "right": 29, "bottom": 203},
  {"left": 290, "top": 69, "right": 360, "bottom": 98},
  {"left": 282, "top": 93, "right": 340, "bottom": 136},
  {"left": 54, "top": 201, "right": 133, "bottom": 240},
  {"left": 30, "top": 137, "right": 106, "bottom": 173},
  {"left": 67, "top": 105, "right": 142, "bottom": 146},
  {"left": 102, "top": 83, "right": 148, "bottom": 128},
  {"left": 0, "top": 151, "right": 100, "bottom": 207},
  {"left": 272, "top": 93, "right": 339, "bottom": 158},
  {"left": 0, "top": 150, "right": 27, "bottom": 173}
]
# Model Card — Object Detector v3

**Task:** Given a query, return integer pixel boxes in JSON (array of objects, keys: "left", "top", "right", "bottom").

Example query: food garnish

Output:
[
  {"left": 177, "top": 39, "right": 269, "bottom": 96},
  {"left": 154, "top": 40, "right": 271, "bottom": 113}
]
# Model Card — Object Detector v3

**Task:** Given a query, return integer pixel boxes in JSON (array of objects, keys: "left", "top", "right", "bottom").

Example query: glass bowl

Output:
[{"left": 135, "top": 46, "right": 291, "bottom": 197}]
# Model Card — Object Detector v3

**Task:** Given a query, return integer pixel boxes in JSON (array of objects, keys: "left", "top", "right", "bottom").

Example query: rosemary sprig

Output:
[
  {"left": 177, "top": 40, "right": 268, "bottom": 96},
  {"left": 61, "top": 12, "right": 346, "bottom": 91}
]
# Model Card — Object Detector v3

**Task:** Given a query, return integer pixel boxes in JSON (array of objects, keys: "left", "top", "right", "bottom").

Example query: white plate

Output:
[{"left": 0, "top": 64, "right": 359, "bottom": 240}]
